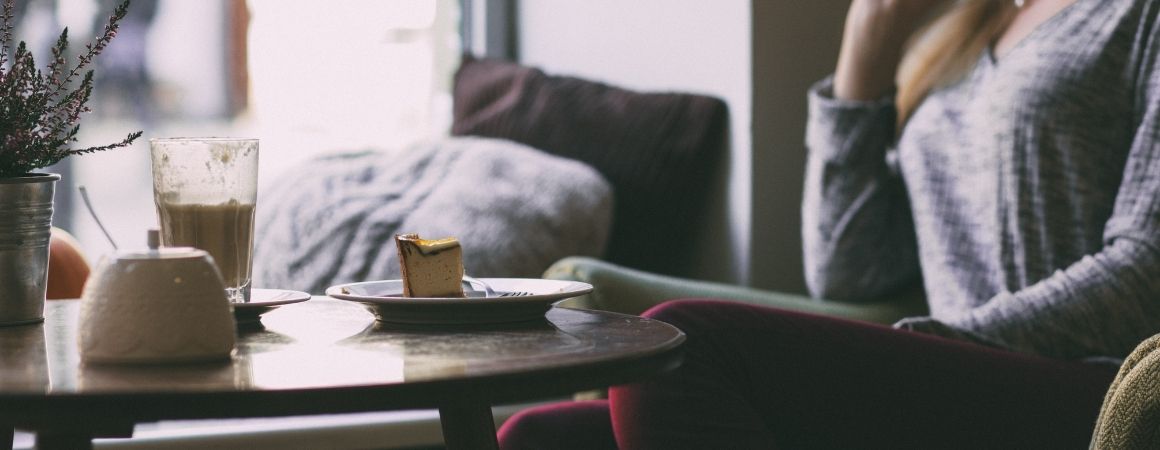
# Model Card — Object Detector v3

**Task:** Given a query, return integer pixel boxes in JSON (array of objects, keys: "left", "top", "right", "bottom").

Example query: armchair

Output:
[{"left": 545, "top": 256, "right": 928, "bottom": 326}]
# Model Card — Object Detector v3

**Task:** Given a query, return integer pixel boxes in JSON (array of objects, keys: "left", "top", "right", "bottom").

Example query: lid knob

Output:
[{"left": 147, "top": 229, "right": 160, "bottom": 250}]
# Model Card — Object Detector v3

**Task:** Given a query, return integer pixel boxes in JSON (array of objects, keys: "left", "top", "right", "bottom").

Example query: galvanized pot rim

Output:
[{"left": 0, "top": 173, "right": 62, "bottom": 184}]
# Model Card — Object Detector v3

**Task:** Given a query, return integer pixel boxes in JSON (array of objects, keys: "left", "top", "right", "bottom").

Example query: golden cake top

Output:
[{"left": 395, "top": 233, "right": 460, "bottom": 254}]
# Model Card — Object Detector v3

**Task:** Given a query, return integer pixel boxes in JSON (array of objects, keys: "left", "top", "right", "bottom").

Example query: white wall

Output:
[
  {"left": 519, "top": 0, "right": 752, "bottom": 284},
  {"left": 749, "top": 3, "right": 846, "bottom": 293}
]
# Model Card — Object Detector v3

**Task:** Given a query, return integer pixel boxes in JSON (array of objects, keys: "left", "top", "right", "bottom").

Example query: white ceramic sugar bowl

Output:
[{"left": 79, "top": 230, "right": 236, "bottom": 364}]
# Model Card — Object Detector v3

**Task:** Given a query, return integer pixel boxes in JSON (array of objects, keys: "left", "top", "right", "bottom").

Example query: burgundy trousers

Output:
[{"left": 498, "top": 299, "right": 1118, "bottom": 450}]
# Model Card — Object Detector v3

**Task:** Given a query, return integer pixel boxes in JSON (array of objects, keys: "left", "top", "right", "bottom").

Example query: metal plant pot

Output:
[{"left": 0, "top": 173, "right": 60, "bottom": 326}]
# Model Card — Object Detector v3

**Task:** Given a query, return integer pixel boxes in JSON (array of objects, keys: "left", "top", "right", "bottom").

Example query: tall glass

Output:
[{"left": 149, "top": 138, "right": 259, "bottom": 303}]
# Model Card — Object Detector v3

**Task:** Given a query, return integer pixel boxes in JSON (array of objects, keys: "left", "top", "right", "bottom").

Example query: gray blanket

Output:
[{"left": 253, "top": 137, "right": 613, "bottom": 294}]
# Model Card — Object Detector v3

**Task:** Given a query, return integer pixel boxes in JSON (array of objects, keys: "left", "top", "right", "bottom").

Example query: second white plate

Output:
[
  {"left": 233, "top": 288, "right": 311, "bottom": 324},
  {"left": 325, "top": 278, "right": 593, "bottom": 324}
]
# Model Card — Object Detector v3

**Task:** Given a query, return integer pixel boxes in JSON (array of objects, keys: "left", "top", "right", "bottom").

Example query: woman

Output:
[{"left": 500, "top": 0, "right": 1160, "bottom": 448}]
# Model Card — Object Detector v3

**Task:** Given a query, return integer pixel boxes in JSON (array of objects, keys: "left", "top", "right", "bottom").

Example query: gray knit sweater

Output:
[{"left": 803, "top": 0, "right": 1160, "bottom": 360}]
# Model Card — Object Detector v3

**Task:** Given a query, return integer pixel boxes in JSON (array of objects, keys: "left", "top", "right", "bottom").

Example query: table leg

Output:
[
  {"left": 35, "top": 432, "right": 93, "bottom": 450},
  {"left": 32, "top": 422, "right": 131, "bottom": 450},
  {"left": 439, "top": 402, "right": 499, "bottom": 450}
]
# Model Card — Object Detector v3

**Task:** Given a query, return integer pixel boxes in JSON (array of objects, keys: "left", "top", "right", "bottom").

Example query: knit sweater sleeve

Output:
[
  {"left": 945, "top": 21, "right": 1160, "bottom": 359},
  {"left": 801, "top": 77, "right": 922, "bottom": 302}
]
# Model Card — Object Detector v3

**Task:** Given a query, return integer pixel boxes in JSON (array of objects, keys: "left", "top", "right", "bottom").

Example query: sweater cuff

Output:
[
  {"left": 805, "top": 76, "right": 898, "bottom": 165},
  {"left": 940, "top": 291, "right": 1025, "bottom": 352}
]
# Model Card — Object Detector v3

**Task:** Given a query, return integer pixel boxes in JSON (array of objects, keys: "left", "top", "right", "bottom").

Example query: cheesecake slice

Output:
[{"left": 395, "top": 233, "right": 465, "bottom": 298}]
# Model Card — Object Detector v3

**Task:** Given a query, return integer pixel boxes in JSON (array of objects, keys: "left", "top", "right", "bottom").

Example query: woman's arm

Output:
[
  {"left": 802, "top": 0, "right": 947, "bottom": 301},
  {"left": 801, "top": 86, "right": 920, "bottom": 302},
  {"left": 941, "top": 240, "right": 1160, "bottom": 359}
]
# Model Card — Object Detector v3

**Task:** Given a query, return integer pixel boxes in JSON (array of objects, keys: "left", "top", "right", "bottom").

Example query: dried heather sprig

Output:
[{"left": 0, "top": 0, "right": 142, "bottom": 177}]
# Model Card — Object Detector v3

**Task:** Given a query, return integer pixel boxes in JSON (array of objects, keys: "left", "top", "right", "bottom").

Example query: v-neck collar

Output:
[{"left": 986, "top": 0, "right": 1092, "bottom": 65}]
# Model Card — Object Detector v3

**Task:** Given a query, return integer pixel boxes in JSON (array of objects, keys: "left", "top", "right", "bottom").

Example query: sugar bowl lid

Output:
[{"left": 113, "top": 229, "right": 207, "bottom": 260}]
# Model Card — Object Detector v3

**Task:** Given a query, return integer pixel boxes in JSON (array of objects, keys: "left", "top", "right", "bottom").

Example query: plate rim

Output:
[
  {"left": 324, "top": 278, "right": 593, "bottom": 305},
  {"left": 234, "top": 288, "right": 312, "bottom": 310}
]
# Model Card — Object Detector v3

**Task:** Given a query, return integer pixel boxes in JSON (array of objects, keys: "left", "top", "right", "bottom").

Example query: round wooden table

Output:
[{"left": 0, "top": 297, "right": 685, "bottom": 450}]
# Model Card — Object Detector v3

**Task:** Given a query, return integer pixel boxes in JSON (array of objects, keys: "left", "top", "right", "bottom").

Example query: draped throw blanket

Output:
[{"left": 253, "top": 137, "right": 613, "bottom": 294}]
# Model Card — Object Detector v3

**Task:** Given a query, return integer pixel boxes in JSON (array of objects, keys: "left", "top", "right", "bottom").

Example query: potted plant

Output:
[{"left": 0, "top": 0, "right": 141, "bottom": 325}]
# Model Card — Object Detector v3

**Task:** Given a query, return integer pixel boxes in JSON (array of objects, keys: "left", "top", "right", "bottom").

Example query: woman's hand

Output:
[
  {"left": 894, "top": 316, "right": 1004, "bottom": 349},
  {"left": 834, "top": 0, "right": 952, "bottom": 101}
]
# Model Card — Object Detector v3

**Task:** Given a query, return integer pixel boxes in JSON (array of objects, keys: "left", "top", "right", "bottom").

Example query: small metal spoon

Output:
[{"left": 78, "top": 185, "right": 119, "bottom": 250}]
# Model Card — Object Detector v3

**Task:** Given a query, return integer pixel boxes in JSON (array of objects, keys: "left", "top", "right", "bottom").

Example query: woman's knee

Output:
[
  {"left": 641, "top": 298, "right": 782, "bottom": 335},
  {"left": 498, "top": 400, "right": 616, "bottom": 450}
]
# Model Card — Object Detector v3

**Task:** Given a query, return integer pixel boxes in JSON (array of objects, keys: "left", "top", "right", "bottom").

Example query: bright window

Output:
[{"left": 30, "top": 0, "right": 463, "bottom": 259}]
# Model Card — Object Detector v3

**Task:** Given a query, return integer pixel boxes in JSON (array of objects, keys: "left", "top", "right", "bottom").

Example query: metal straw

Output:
[{"left": 78, "top": 185, "right": 119, "bottom": 250}]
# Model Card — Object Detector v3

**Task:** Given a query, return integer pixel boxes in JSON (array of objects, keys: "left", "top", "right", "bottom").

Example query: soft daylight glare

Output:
[
  {"left": 247, "top": 0, "right": 448, "bottom": 169},
  {"left": 246, "top": 348, "right": 407, "bottom": 389},
  {"left": 245, "top": 309, "right": 406, "bottom": 388}
]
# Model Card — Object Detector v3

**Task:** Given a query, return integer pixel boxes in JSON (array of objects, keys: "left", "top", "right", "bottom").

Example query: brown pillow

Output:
[{"left": 452, "top": 55, "right": 728, "bottom": 276}]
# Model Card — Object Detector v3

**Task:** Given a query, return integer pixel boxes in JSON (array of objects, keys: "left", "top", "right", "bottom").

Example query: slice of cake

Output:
[{"left": 395, "top": 233, "right": 465, "bottom": 298}]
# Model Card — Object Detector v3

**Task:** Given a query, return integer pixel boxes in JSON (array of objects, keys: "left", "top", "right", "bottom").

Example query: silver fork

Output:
[
  {"left": 462, "top": 275, "right": 495, "bottom": 297},
  {"left": 463, "top": 276, "right": 533, "bottom": 297}
]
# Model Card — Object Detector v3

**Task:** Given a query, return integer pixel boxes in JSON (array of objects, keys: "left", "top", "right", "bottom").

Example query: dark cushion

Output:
[{"left": 451, "top": 55, "right": 729, "bottom": 276}]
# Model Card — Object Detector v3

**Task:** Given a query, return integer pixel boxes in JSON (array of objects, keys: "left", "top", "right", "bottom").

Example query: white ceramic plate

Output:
[
  {"left": 233, "top": 288, "right": 311, "bottom": 323},
  {"left": 325, "top": 278, "right": 593, "bottom": 324}
]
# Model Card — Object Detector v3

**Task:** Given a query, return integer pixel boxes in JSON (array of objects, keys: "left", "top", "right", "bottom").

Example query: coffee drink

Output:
[{"left": 156, "top": 200, "right": 255, "bottom": 295}]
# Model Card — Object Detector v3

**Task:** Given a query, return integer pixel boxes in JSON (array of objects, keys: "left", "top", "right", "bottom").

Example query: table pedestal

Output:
[
  {"left": 35, "top": 433, "right": 94, "bottom": 450},
  {"left": 3, "top": 421, "right": 133, "bottom": 450},
  {"left": 440, "top": 398, "right": 499, "bottom": 450}
]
